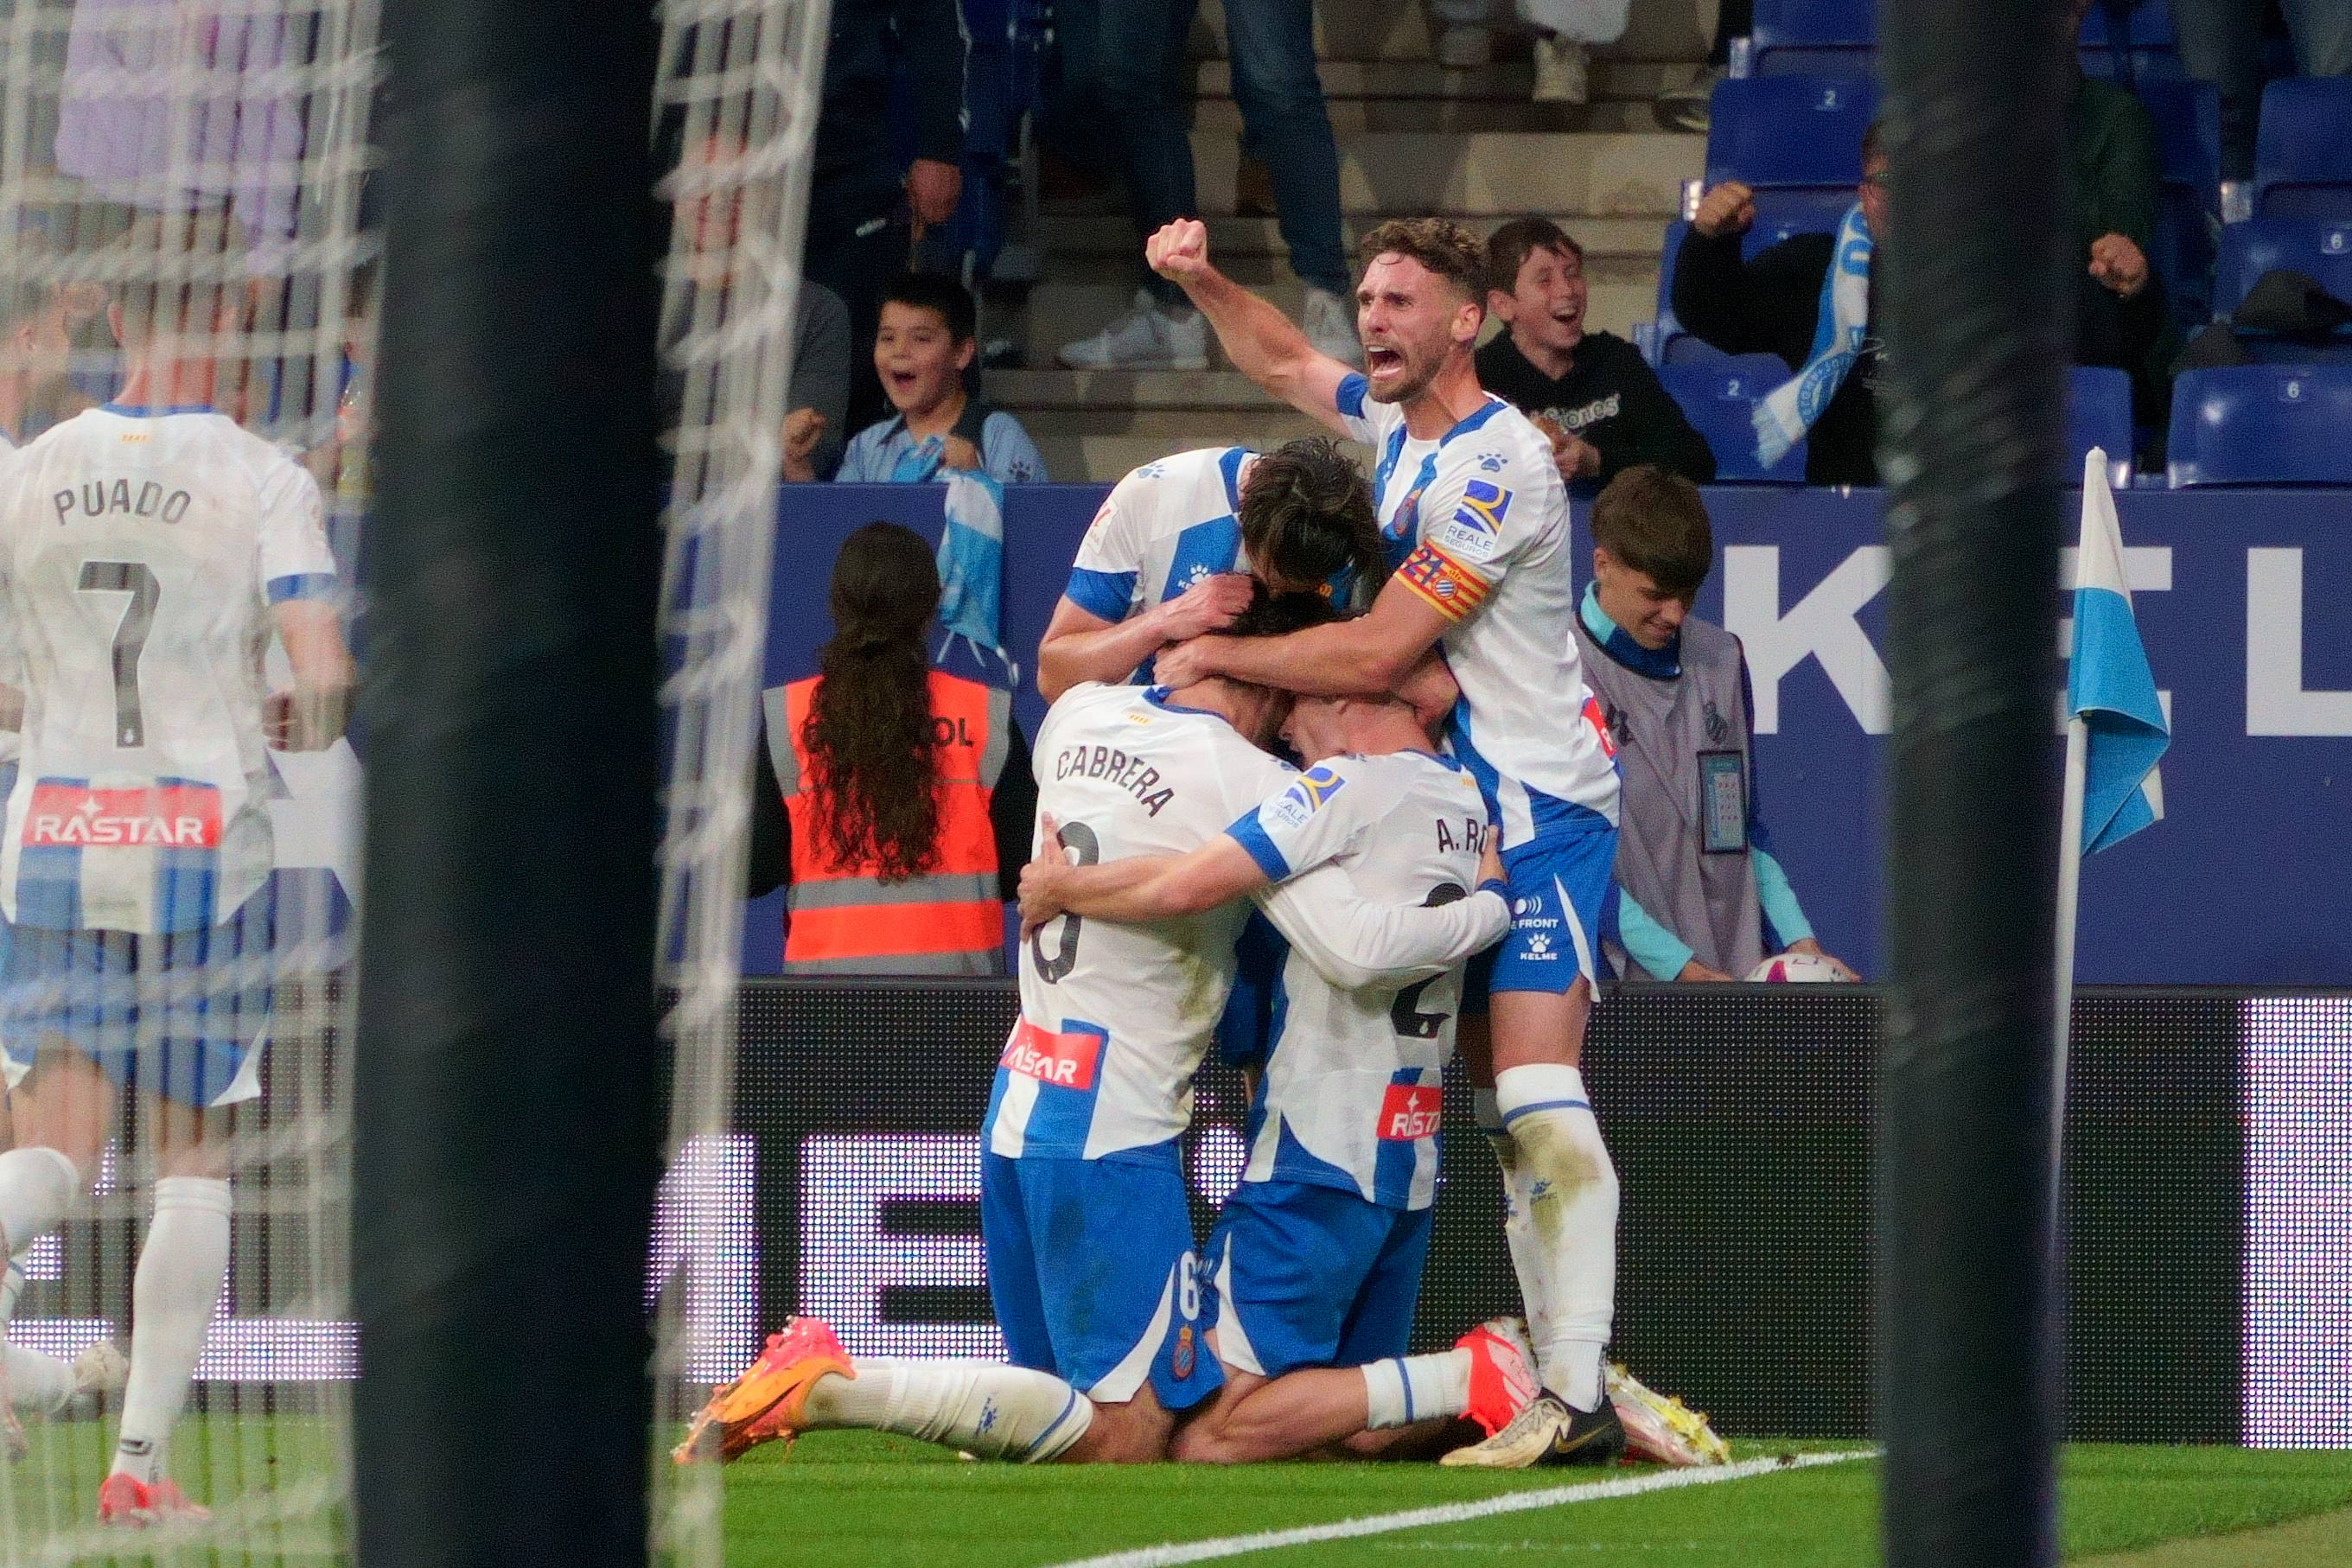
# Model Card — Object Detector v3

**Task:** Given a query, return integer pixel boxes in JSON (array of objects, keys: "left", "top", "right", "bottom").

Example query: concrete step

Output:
[
  {"left": 1189, "top": 0, "right": 1712, "bottom": 64},
  {"left": 1191, "top": 93, "right": 1694, "bottom": 137},
  {"left": 1013, "top": 273, "right": 1658, "bottom": 363},
  {"left": 1028, "top": 416, "right": 1348, "bottom": 485},
  {"left": 1034, "top": 211, "right": 1669, "bottom": 264},
  {"left": 994, "top": 368, "right": 1306, "bottom": 409},
  {"left": 1191, "top": 56, "right": 1708, "bottom": 103},
  {"left": 1179, "top": 129, "right": 1699, "bottom": 219},
  {"left": 1035, "top": 243, "right": 1659, "bottom": 290}
]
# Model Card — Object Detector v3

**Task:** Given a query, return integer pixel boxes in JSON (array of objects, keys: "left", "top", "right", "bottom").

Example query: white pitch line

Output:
[{"left": 1038, "top": 1448, "right": 1880, "bottom": 1568}]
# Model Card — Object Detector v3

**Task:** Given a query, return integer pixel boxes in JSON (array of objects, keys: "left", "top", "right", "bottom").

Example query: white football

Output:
[{"left": 1744, "top": 951, "right": 1849, "bottom": 984}]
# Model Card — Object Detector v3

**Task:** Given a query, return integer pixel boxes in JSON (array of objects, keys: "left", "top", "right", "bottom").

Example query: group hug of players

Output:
[{"left": 680, "top": 216, "right": 1731, "bottom": 1472}]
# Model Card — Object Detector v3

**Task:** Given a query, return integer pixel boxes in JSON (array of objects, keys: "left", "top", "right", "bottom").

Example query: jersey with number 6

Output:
[
  {"left": 990, "top": 680, "right": 1296, "bottom": 1163},
  {"left": 1225, "top": 750, "right": 1489, "bottom": 1209},
  {"left": 0, "top": 408, "right": 335, "bottom": 934},
  {"left": 1333, "top": 376, "right": 1618, "bottom": 846}
]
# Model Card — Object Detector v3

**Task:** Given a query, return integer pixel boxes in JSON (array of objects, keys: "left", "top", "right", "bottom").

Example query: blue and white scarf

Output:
[
  {"left": 1753, "top": 201, "right": 1874, "bottom": 469},
  {"left": 885, "top": 434, "right": 1017, "bottom": 685}
]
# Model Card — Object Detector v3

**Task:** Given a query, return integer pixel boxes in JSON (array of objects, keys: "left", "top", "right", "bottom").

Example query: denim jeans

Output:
[
  {"left": 1051, "top": 0, "right": 1348, "bottom": 302},
  {"left": 2170, "top": 0, "right": 2352, "bottom": 179}
]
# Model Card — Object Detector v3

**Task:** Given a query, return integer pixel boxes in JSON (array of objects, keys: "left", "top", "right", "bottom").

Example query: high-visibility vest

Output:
[{"left": 765, "top": 670, "right": 1012, "bottom": 975}]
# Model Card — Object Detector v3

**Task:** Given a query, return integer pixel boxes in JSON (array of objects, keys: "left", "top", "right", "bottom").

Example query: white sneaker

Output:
[
  {"left": 1436, "top": 25, "right": 1492, "bottom": 68},
  {"left": 1532, "top": 34, "right": 1590, "bottom": 105},
  {"left": 1058, "top": 288, "right": 1208, "bottom": 371},
  {"left": 1303, "top": 286, "right": 1361, "bottom": 367}
]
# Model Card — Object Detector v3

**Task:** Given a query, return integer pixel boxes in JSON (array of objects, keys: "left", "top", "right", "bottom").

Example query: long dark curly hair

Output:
[{"left": 800, "top": 522, "right": 944, "bottom": 883}]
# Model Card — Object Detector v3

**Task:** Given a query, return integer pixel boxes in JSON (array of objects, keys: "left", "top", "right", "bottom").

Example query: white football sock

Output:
[
  {"left": 111, "top": 1176, "right": 232, "bottom": 1484},
  {"left": 1477, "top": 1087, "right": 1552, "bottom": 1360},
  {"left": 1361, "top": 1348, "right": 1471, "bottom": 1431},
  {"left": 1495, "top": 1064, "right": 1617, "bottom": 1411},
  {"left": 801, "top": 1358, "right": 1094, "bottom": 1463},
  {"left": 5, "top": 1344, "right": 74, "bottom": 1416},
  {"left": 0, "top": 1147, "right": 80, "bottom": 1273}
]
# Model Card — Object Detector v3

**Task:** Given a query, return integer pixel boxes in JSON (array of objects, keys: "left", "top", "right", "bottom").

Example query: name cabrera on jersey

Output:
[
  {"left": 1225, "top": 751, "right": 1487, "bottom": 1210},
  {"left": 988, "top": 680, "right": 1293, "bottom": 1163},
  {"left": 0, "top": 410, "right": 335, "bottom": 934},
  {"left": 1333, "top": 375, "right": 1618, "bottom": 845}
]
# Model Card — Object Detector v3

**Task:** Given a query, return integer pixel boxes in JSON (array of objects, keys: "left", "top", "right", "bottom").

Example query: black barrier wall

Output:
[{"left": 741, "top": 980, "right": 2251, "bottom": 1442}]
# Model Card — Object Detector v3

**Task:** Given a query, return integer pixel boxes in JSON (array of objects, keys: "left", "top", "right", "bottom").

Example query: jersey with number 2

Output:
[{"left": 0, "top": 408, "right": 335, "bottom": 934}]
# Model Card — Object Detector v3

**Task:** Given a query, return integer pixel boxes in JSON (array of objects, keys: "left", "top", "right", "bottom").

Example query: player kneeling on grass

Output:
[
  {"left": 1022, "top": 686, "right": 1726, "bottom": 1469},
  {"left": 0, "top": 258, "right": 353, "bottom": 1522},
  {"left": 679, "top": 590, "right": 1512, "bottom": 1466}
]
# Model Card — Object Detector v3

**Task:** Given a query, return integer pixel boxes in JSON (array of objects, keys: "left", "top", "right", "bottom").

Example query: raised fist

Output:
[
  {"left": 1146, "top": 218, "right": 1213, "bottom": 284},
  {"left": 1692, "top": 180, "right": 1756, "bottom": 240}
]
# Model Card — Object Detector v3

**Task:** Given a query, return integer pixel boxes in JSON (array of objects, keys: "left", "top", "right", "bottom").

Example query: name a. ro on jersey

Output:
[
  {"left": 52, "top": 479, "right": 193, "bottom": 525},
  {"left": 1053, "top": 743, "right": 1176, "bottom": 817}
]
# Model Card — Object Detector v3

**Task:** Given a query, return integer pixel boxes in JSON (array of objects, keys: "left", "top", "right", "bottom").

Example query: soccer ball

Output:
[{"left": 1744, "top": 951, "right": 1849, "bottom": 984}]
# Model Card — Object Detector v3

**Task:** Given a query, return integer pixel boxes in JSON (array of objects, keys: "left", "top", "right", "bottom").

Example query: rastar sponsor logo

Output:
[
  {"left": 23, "top": 784, "right": 220, "bottom": 849},
  {"left": 1581, "top": 693, "right": 1618, "bottom": 760},
  {"left": 1000, "top": 1018, "right": 1102, "bottom": 1091},
  {"left": 1378, "top": 1083, "right": 1444, "bottom": 1141}
]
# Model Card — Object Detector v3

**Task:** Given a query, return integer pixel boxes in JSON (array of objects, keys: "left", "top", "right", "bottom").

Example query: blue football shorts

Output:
[
  {"left": 980, "top": 1146, "right": 1223, "bottom": 1411},
  {"left": 1463, "top": 804, "right": 1615, "bottom": 1010},
  {"left": 1203, "top": 1179, "right": 1433, "bottom": 1379}
]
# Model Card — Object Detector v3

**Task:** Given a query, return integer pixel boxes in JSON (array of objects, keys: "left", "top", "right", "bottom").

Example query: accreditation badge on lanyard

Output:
[{"left": 1697, "top": 751, "right": 1748, "bottom": 854}]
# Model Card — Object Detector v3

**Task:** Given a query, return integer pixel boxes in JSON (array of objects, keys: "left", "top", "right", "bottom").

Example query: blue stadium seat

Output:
[
  {"left": 2077, "top": 1, "right": 2182, "bottom": 82},
  {"left": 1743, "top": 0, "right": 1873, "bottom": 78},
  {"left": 2254, "top": 79, "right": 2352, "bottom": 219},
  {"left": 1660, "top": 358, "right": 1809, "bottom": 482},
  {"left": 2167, "top": 366, "right": 2352, "bottom": 485},
  {"left": 2211, "top": 218, "right": 2352, "bottom": 364},
  {"left": 2067, "top": 367, "right": 2134, "bottom": 486},
  {"left": 2138, "top": 78, "right": 2222, "bottom": 338},
  {"left": 1705, "top": 76, "right": 1879, "bottom": 194}
]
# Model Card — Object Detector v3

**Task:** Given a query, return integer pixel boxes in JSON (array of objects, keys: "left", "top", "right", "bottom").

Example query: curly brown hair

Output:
[
  {"left": 800, "top": 522, "right": 946, "bottom": 883},
  {"left": 1239, "top": 437, "right": 1387, "bottom": 597},
  {"left": 1357, "top": 218, "right": 1488, "bottom": 306}
]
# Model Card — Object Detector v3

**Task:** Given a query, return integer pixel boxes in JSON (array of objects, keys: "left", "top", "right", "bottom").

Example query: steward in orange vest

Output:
[{"left": 747, "top": 522, "right": 1036, "bottom": 974}]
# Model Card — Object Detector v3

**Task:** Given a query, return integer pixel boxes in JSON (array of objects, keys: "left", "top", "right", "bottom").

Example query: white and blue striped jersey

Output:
[
  {"left": 1332, "top": 376, "right": 1621, "bottom": 845},
  {"left": 990, "top": 683, "right": 1507, "bottom": 1165},
  {"left": 1224, "top": 750, "right": 1494, "bottom": 1210},
  {"left": 1061, "top": 447, "right": 1257, "bottom": 633},
  {"left": 0, "top": 407, "right": 335, "bottom": 934}
]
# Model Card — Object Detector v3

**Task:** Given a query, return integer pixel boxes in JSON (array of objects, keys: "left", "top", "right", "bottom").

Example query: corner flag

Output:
[{"left": 2068, "top": 450, "right": 2168, "bottom": 853}]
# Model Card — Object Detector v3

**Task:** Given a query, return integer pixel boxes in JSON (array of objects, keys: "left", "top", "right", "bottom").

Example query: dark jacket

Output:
[
  {"left": 1475, "top": 330, "right": 1718, "bottom": 492},
  {"left": 810, "top": 0, "right": 968, "bottom": 245},
  {"left": 1671, "top": 227, "right": 1881, "bottom": 487}
]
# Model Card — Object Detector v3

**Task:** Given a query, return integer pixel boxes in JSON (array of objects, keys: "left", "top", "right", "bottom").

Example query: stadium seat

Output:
[
  {"left": 1705, "top": 76, "right": 1880, "bottom": 197},
  {"left": 2067, "top": 366, "right": 2134, "bottom": 486},
  {"left": 2166, "top": 365, "right": 2352, "bottom": 485},
  {"left": 2077, "top": 0, "right": 2183, "bottom": 82},
  {"left": 2216, "top": 218, "right": 2352, "bottom": 316},
  {"left": 2138, "top": 78, "right": 2222, "bottom": 338},
  {"left": 1742, "top": 0, "right": 1873, "bottom": 78},
  {"left": 1659, "top": 358, "right": 1809, "bottom": 482},
  {"left": 2253, "top": 79, "right": 2352, "bottom": 219}
]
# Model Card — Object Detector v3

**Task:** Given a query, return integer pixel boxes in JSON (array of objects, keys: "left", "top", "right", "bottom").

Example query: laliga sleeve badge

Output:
[{"left": 1171, "top": 1325, "right": 1197, "bottom": 1380}]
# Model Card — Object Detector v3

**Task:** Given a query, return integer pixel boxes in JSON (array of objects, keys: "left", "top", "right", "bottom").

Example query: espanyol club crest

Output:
[{"left": 1171, "top": 1325, "right": 1196, "bottom": 1380}]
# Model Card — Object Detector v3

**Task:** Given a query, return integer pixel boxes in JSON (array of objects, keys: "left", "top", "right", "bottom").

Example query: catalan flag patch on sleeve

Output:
[{"left": 1397, "top": 540, "right": 1492, "bottom": 622}]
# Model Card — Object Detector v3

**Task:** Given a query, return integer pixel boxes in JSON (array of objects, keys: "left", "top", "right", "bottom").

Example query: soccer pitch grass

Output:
[{"left": 723, "top": 1437, "right": 2352, "bottom": 1568}]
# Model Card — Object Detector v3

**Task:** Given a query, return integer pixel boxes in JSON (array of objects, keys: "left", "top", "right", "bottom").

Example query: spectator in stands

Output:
[
  {"left": 1476, "top": 217, "right": 1715, "bottom": 494},
  {"left": 1654, "top": 0, "right": 1749, "bottom": 132},
  {"left": 783, "top": 280, "right": 854, "bottom": 482},
  {"left": 0, "top": 276, "right": 76, "bottom": 448},
  {"left": 749, "top": 522, "right": 1037, "bottom": 976},
  {"left": 1675, "top": 113, "right": 2165, "bottom": 483},
  {"left": 835, "top": 273, "right": 1048, "bottom": 483},
  {"left": 806, "top": 0, "right": 966, "bottom": 435},
  {"left": 1573, "top": 467, "right": 1854, "bottom": 983},
  {"left": 2170, "top": 0, "right": 2352, "bottom": 180},
  {"left": 1431, "top": 0, "right": 1627, "bottom": 106},
  {"left": 1051, "top": 0, "right": 1357, "bottom": 370}
]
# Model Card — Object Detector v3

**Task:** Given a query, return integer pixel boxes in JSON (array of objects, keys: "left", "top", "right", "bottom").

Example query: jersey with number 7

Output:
[{"left": 0, "top": 408, "right": 336, "bottom": 934}]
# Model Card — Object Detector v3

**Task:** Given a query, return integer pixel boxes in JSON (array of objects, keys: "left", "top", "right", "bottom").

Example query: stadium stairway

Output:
[{"left": 998, "top": 0, "right": 1711, "bottom": 481}]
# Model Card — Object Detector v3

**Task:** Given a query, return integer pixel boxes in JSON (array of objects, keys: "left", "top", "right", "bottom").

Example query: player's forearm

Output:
[
  {"left": 1038, "top": 611, "right": 1169, "bottom": 702},
  {"left": 276, "top": 602, "right": 355, "bottom": 749},
  {"left": 1259, "top": 870, "right": 1509, "bottom": 991},
  {"left": 1049, "top": 855, "right": 1198, "bottom": 921},
  {"left": 1195, "top": 621, "right": 1416, "bottom": 698},
  {"left": 0, "top": 683, "right": 19, "bottom": 732},
  {"left": 1176, "top": 267, "right": 1341, "bottom": 430}
]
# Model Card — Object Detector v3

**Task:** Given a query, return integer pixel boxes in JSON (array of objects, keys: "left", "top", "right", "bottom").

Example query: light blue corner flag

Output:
[{"left": 2068, "top": 450, "right": 2169, "bottom": 853}]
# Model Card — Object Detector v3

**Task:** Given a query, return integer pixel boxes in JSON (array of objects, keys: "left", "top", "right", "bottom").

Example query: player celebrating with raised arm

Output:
[
  {"left": 1145, "top": 214, "right": 1632, "bottom": 1468},
  {"left": 1036, "top": 436, "right": 1386, "bottom": 701},
  {"left": 679, "top": 590, "right": 1511, "bottom": 1469},
  {"left": 0, "top": 258, "right": 352, "bottom": 1524}
]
